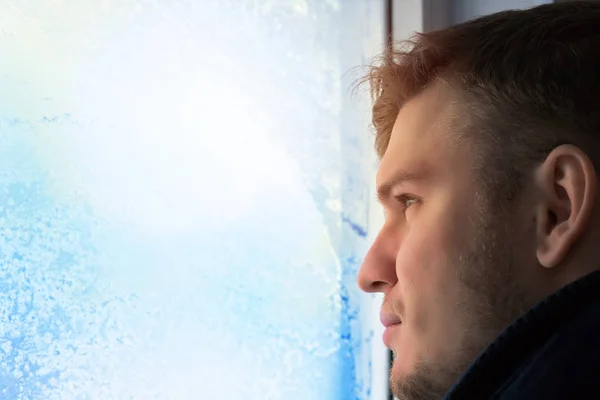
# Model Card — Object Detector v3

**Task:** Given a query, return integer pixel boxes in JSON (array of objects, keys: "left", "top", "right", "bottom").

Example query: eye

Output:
[{"left": 394, "top": 194, "right": 419, "bottom": 211}]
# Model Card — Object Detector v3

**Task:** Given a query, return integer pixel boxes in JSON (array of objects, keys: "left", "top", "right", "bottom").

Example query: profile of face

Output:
[{"left": 357, "top": 84, "right": 598, "bottom": 399}]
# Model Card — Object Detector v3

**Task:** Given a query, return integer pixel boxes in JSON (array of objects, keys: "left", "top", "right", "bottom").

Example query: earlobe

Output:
[{"left": 536, "top": 145, "right": 597, "bottom": 268}]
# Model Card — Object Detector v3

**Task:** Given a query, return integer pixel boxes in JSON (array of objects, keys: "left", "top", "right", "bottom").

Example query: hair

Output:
[{"left": 363, "top": 1, "right": 600, "bottom": 203}]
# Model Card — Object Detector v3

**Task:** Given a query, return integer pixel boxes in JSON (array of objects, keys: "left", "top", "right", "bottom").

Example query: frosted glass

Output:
[{"left": 0, "top": 1, "right": 384, "bottom": 399}]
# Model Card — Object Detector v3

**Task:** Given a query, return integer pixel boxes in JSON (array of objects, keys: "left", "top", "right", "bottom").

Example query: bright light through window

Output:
[{"left": 0, "top": 1, "right": 384, "bottom": 399}]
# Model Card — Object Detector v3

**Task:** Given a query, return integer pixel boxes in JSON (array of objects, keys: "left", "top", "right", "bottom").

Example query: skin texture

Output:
[{"left": 357, "top": 83, "right": 600, "bottom": 399}]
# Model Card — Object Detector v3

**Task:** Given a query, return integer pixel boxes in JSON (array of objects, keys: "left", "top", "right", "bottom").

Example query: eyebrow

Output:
[{"left": 376, "top": 168, "right": 430, "bottom": 202}]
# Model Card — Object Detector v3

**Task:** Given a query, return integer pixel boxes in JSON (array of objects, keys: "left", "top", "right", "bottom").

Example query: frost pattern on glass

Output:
[{"left": 0, "top": 1, "right": 382, "bottom": 399}]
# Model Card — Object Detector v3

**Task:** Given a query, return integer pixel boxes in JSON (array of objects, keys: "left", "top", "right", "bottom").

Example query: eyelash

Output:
[{"left": 394, "top": 194, "right": 419, "bottom": 210}]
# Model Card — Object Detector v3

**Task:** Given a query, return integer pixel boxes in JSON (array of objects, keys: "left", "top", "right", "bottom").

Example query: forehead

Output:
[{"left": 377, "top": 84, "right": 461, "bottom": 185}]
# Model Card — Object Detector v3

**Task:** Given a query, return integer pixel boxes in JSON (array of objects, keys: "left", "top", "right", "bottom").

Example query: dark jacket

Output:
[{"left": 444, "top": 270, "right": 600, "bottom": 399}]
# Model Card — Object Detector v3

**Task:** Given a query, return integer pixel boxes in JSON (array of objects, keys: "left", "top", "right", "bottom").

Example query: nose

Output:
[{"left": 357, "top": 223, "right": 399, "bottom": 294}]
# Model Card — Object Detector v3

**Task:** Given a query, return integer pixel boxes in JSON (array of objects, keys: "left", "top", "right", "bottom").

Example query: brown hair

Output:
[{"left": 364, "top": 1, "right": 600, "bottom": 201}]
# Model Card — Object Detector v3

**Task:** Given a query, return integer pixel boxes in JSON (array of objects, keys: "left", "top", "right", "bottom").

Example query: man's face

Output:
[{"left": 357, "top": 85, "right": 534, "bottom": 399}]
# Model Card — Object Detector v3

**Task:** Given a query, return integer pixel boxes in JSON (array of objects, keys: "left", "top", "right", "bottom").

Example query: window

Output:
[{"left": 0, "top": 1, "right": 387, "bottom": 399}]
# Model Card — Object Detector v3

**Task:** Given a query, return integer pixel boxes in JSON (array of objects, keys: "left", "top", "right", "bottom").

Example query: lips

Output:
[
  {"left": 380, "top": 312, "right": 402, "bottom": 328},
  {"left": 382, "top": 316, "right": 401, "bottom": 348}
]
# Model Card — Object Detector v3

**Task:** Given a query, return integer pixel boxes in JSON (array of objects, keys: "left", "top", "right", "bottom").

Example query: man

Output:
[{"left": 357, "top": 2, "right": 600, "bottom": 399}]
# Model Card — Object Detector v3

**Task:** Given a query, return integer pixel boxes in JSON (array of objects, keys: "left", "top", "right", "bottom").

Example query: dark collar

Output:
[{"left": 444, "top": 270, "right": 600, "bottom": 399}]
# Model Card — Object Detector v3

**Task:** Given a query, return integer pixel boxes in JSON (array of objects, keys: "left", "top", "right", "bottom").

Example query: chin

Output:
[{"left": 390, "top": 351, "right": 413, "bottom": 379}]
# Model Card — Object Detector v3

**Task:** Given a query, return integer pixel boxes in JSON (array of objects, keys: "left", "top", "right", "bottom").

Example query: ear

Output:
[{"left": 535, "top": 144, "right": 597, "bottom": 268}]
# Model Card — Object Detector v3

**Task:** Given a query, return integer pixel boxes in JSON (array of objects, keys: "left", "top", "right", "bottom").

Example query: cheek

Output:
[
  {"left": 395, "top": 221, "right": 451, "bottom": 296},
  {"left": 396, "top": 205, "right": 460, "bottom": 267},
  {"left": 395, "top": 217, "right": 465, "bottom": 325}
]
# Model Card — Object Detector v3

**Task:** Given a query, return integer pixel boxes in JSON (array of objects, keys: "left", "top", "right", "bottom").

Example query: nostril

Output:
[
  {"left": 357, "top": 276, "right": 387, "bottom": 293},
  {"left": 371, "top": 280, "right": 388, "bottom": 292}
]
